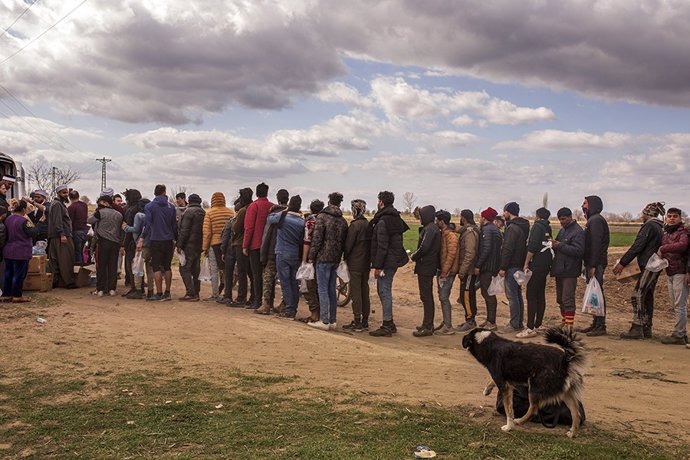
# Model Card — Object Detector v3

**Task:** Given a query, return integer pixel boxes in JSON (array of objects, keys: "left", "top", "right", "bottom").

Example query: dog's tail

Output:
[{"left": 544, "top": 327, "right": 589, "bottom": 392}]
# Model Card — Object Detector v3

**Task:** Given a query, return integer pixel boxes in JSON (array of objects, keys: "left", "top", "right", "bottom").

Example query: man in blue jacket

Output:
[{"left": 142, "top": 184, "right": 178, "bottom": 301}]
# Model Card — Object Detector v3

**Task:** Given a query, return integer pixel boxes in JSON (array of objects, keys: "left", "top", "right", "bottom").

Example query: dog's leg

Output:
[
  {"left": 483, "top": 379, "right": 495, "bottom": 396},
  {"left": 514, "top": 392, "right": 539, "bottom": 426},
  {"left": 500, "top": 385, "right": 515, "bottom": 432},
  {"left": 562, "top": 393, "right": 581, "bottom": 438}
]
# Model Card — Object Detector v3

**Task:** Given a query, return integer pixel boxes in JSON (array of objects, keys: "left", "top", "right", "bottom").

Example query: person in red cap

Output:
[{"left": 473, "top": 207, "right": 503, "bottom": 330}]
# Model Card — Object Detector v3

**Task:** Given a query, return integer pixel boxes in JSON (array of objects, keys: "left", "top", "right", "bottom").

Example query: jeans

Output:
[
  {"left": 277, "top": 254, "right": 300, "bottom": 316},
  {"left": 437, "top": 275, "right": 456, "bottom": 328},
  {"left": 3, "top": 258, "right": 29, "bottom": 298},
  {"left": 586, "top": 265, "right": 606, "bottom": 325},
  {"left": 631, "top": 268, "right": 660, "bottom": 328},
  {"left": 526, "top": 268, "right": 549, "bottom": 329},
  {"left": 72, "top": 229, "right": 87, "bottom": 264},
  {"left": 350, "top": 270, "right": 371, "bottom": 321},
  {"left": 376, "top": 268, "right": 397, "bottom": 322},
  {"left": 316, "top": 262, "right": 338, "bottom": 324},
  {"left": 249, "top": 249, "right": 263, "bottom": 306},
  {"left": 458, "top": 274, "right": 477, "bottom": 321},
  {"left": 667, "top": 274, "right": 688, "bottom": 337},
  {"left": 504, "top": 267, "right": 524, "bottom": 329},
  {"left": 556, "top": 277, "right": 578, "bottom": 326},
  {"left": 479, "top": 271, "right": 497, "bottom": 324},
  {"left": 179, "top": 251, "right": 201, "bottom": 297}
]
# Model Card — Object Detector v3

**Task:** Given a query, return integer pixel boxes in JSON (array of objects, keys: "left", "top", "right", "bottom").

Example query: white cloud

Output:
[
  {"left": 317, "top": 82, "right": 374, "bottom": 108},
  {"left": 494, "top": 130, "right": 633, "bottom": 151}
]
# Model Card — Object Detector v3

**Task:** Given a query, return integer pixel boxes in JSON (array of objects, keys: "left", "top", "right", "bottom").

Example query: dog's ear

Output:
[{"left": 462, "top": 333, "right": 473, "bottom": 349}]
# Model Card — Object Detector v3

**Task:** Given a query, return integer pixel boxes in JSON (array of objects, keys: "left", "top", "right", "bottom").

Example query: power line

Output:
[
  {"left": 95, "top": 157, "right": 111, "bottom": 191},
  {"left": 0, "top": 0, "right": 88, "bottom": 67},
  {"left": 0, "top": 101, "right": 71, "bottom": 152},
  {"left": 0, "top": 0, "right": 41, "bottom": 41}
]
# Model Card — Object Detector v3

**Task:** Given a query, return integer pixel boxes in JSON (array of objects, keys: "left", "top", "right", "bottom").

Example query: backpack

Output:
[{"left": 495, "top": 384, "right": 585, "bottom": 428}]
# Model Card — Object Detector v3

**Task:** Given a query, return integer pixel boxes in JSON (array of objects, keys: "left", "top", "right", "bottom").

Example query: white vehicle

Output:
[{"left": 0, "top": 151, "right": 27, "bottom": 198}]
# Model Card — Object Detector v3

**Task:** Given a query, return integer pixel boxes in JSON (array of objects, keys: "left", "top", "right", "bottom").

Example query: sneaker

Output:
[
  {"left": 369, "top": 325, "right": 392, "bottom": 337},
  {"left": 147, "top": 293, "right": 163, "bottom": 301},
  {"left": 160, "top": 292, "right": 172, "bottom": 302},
  {"left": 389, "top": 322, "right": 398, "bottom": 334},
  {"left": 342, "top": 320, "right": 363, "bottom": 331},
  {"left": 216, "top": 297, "right": 231, "bottom": 305},
  {"left": 436, "top": 325, "right": 456, "bottom": 336},
  {"left": 203, "top": 296, "right": 217, "bottom": 302},
  {"left": 516, "top": 328, "right": 537, "bottom": 338},
  {"left": 481, "top": 322, "right": 498, "bottom": 331},
  {"left": 329, "top": 323, "right": 337, "bottom": 330},
  {"left": 502, "top": 325, "right": 521, "bottom": 334},
  {"left": 361, "top": 322, "right": 369, "bottom": 331},
  {"left": 126, "top": 290, "right": 144, "bottom": 300},
  {"left": 660, "top": 335, "right": 687, "bottom": 345},
  {"left": 109, "top": 290, "right": 116, "bottom": 296},
  {"left": 307, "top": 321, "right": 330, "bottom": 331},
  {"left": 92, "top": 290, "right": 104, "bottom": 297},
  {"left": 228, "top": 299, "right": 246, "bottom": 308},
  {"left": 244, "top": 303, "right": 259, "bottom": 310},
  {"left": 456, "top": 320, "right": 477, "bottom": 333},
  {"left": 275, "top": 312, "right": 296, "bottom": 320},
  {"left": 433, "top": 322, "right": 445, "bottom": 332},
  {"left": 121, "top": 289, "right": 135, "bottom": 297},
  {"left": 586, "top": 326, "right": 607, "bottom": 337},
  {"left": 413, "top": 327, "right": 434, "bottom": 337},
  {"left": 536, "top": 325, "right": 547, "bottom": 333},
  {"left": 179, "top": 295, "right": 199, "bottom": 302}
]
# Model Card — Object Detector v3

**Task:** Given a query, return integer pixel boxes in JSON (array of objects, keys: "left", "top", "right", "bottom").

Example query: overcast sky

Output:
[{"left": 1, "top": 0, "right": 689, "bottom": 214}]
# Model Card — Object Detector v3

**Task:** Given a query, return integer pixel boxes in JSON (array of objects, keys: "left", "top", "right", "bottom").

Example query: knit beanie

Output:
[
  {"left": 642, "top": 202, "right": 665, "bottom": 218},
  {"left": 503, "top": 201, "right": 520, "bottom": 216},
  {"left": 481, "top": 207, "right": 498, "bottom": 221},
  {"left": 188, "top": 194, "right": 202, "bottom": 204}
]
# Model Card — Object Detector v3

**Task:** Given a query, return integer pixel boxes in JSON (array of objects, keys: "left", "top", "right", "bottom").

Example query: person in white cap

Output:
[
  {"left": 2, "top": 174, "right": 16, "bottom": 192},
  {"left": 47, "top": 185, "right": 76, "bottom": 288}
]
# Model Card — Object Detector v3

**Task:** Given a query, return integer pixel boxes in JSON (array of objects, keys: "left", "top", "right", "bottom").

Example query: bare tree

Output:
[
  {"left": 402, "top": 192, "right": 417, "bottom": 214},
  {"left": 573, "top": 208, "right": 584, "bottom": 222},
  {"left": 27, "top": 162, "right": 79, "bottom": 192},
  {"left": 452, "top": 208, "right": 462, "bottom": 217},
  {"left": 168, "top": 185, "right": 188, "bottom": 204},
  {"left": 621, "top": 211, "right": 633, "bottom": 222}
]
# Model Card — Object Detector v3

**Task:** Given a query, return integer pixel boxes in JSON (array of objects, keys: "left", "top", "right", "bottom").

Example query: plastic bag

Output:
[
  {"left": 644, "top": 253, "right": 668, "bottom": 273},
  {"left": 177, "top": 249, "right": 186, "bottom": 267},
  {"left": 581, "top": 277, "right": 605, "bottom": 316},
  {"left": 336, "top": 260, "right": 350, "bottom": 283},
  {"left": 132, "top": 251, "right": 145, "bottom": 277},
  {"left": 199, "top": 256, "right": 212, "bottom": 281},
  {"left": 487, "top": 276, "right": 505, "bottom": 296},
  {"left": 296, "top": 262, "right": 315, "bottom": 280},
  {"left": 513, "top": 269, "right": 532, "bottom": 286},
  {"left": 299, "top": 278, "right": 309, "bottom": 293}
]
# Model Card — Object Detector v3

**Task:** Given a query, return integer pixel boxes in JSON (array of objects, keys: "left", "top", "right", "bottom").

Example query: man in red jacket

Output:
[{"left": 243, "top": 182, "right": 274, "bottom": 309}]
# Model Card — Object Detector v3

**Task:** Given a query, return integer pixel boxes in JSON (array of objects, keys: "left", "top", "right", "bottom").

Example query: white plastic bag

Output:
[
  {"left": 199, "top": 256, "right": 212, "bottom": 281},
  {"left": 299, "top": 278, "right": 309, "bottom": 293},
  {"left": 177, "top": 249, "right": 186, "bottom": 267},
  {"left": 644, "top": 253, "right": 668, "bottom": 273},
  {"left": 581, "top": 277, "right": 605, "bottom": 316},
  {"left": 336, "top": 260, "right": 350, "bottom": 283},
  {"left": 513, "top": 269, "right": 532, "bottom": 286},
  {"left": 296, "top": 262, "right": 315, "bottom": 281},
  {"left": 487, "top": 275, "right": 504, "bottom": 296},
  {"left": 132, "top": 251, "right": 145, "bottom": 277}
]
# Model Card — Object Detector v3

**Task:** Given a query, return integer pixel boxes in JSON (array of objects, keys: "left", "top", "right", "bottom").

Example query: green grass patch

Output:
[
  {"left": 610, "top": 232, "right": 637, "bottom": 247},
  {"left": 0, "top": 371, "right": 685, "bottom": 459}
]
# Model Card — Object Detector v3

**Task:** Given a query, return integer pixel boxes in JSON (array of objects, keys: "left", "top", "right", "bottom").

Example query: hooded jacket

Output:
[
  {"left": 344, "top": 215, "right": 371, "bottom": 273},
  {"left": 583, "top": 195, "right": 610, "bottom": 269},
  {"left": 308, "top": 205, "right": 348, "bottom": 264},
  {"left": 526, "top": 218, "right": 553, "bottom": 271},
  {"left": 243, "top": 197, "right": 274, "bottom": 251},
  {"left": 476, "top": 221, "right": 502, "bottom": 275},
  {"left": 143, "top": 195, "right": 177, "bottom": 242},
  {"left": 457, "top": 224, "right": 479, "bottom": 277},
  {"left": 500, "top": 216, "right": 529, "bottom": 270},
  {"left": 177, "top": 203, "right": 205, "bottom": 255},
  {"left": 369, "top": 205, "right": 410, "bottom": 270},
  {"left": 411, "top": 205, "right": 440, "bottom": 276},
  {"left": 260, "top": 203, "right": 288, "bottom": 264},
  {"left": 439, "top": 226, "right": 460, "bottom": 276},
  {"left": 203, "top": 192, "right": 235, "bottom": 251},
  {"left": 551, "top": 220, "right": 584, "bottom": 278},
  {"left": 620, "top": 218, "right": 664, "bottom": 269},
  {"left": 659, "top": 223, "right": 688, "bottom": 276},
  {"left": 123, "top": 190, "right": 143, "bottom": 248}
]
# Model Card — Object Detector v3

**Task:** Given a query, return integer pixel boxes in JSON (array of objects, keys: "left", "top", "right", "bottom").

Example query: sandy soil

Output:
[{"left": 1, "top": 249, "right": 688, "bottom": 448}]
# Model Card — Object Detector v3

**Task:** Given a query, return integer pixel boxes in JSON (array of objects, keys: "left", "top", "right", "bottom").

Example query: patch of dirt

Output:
[{"left": 1, "top": 254, "right": 688, "bottom": 448}]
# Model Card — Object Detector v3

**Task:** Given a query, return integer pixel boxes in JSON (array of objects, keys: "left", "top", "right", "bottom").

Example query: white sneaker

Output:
[
  {"left": 307, "top": 321, "right": 330, "bottom": 331},
  {"left": 109, "top": 290, "right": 116, "bottom": 296},
  {"left": 92, "top": 290, "right": 103, "bottom": 296},
  {"left": 329, "top": 323, "right": 337, "bottom": 330},
  {"left": 536, "top": 325, "right": 547, "bottom": 333},
  {"left": 516, "top": 328, "right": 538, "bottom": 338}
]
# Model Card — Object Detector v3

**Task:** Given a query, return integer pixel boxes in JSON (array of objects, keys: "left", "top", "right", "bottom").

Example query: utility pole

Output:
[{"left": 95, "top": 157, "right": 111, "bottom": 191}]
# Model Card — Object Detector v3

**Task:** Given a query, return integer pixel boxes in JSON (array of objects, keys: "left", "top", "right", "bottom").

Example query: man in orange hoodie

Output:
[{"left": 203, "top": 192, "right": 235, "bottom": 300}]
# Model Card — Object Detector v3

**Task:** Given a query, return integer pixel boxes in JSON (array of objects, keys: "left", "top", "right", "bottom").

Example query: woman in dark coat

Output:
[{"left": 2, "top": 200, "right": 38, "bottom": 302}]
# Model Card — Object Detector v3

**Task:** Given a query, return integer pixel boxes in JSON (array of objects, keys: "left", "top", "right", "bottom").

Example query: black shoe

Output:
[
  {"left": 228, "top": 299, "right": 246, "bottom": 308},
  {"left": 343, "top": 320, "right": 363, "bottom": 332},
  {"left": 620, "top": 324, "right": 644, "bottom": 339},
  {"left": 369, "top": 325, "right": 392, "bottom": 337},
  {"left": 147, "top": 293, "right": 162, "bottom": 301},
  {"left": 216, "top": 297, "right": 232, "bottom": 305},
  {"left": 126, "top": 290, "right": 143, "bottom": 300},
  {"left": 586, "top": 326, "right": 607, "bottom": 337},
  {"left": 389, "top": 322, "right": 397, "bottom": 334},
  {"left": 578, "top": 324, "right": 596, "bottom": 334},
  {"left": 160, "top": 292, "right": 172, "bottom": 302},
  {"left": 643, "top": 326, "right": 652, "bottom": 338},
  {"left": 413, "top": 327, "right": 434, "bottom": 337},
  {"left": 121, "top": 289, "right": 135, "bottom": 297},
  {"left": 244, "top": 302, "right": 259, "bottom": 310},
  {"left": 361, "top": 322, "right": 369, "bottom": 331}
]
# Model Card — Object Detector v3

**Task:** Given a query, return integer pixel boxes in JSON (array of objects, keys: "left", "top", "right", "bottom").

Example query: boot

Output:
[
  {"left": 254, "top": 304, "right": 272, "bottom": 315},
  {"left": 578, "top": 321, "right": 596, "bottom": 334},
  {"left": 620, "top": 324, "right": 645, "bottom": 340},
  {"left": 643, "top": 325, "right": 652, "bottom": 338},
  {"left": 586, "top": 325, "right": 607, "bottom": 337}
]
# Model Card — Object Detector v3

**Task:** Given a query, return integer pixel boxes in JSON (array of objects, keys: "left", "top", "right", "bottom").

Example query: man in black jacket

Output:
[
  {"left": 474, "top": 207, "right": 502, "bottom": 331},
  {"left": 368, "top": 191, "right": 409, "bottom": 337},
  {"left": 343, "top": 199, "right": 371, "bottom": 332},
  {"left": 580, "top": 195, "right": 610, "bottom": 336},
  {"left": 498, "top": 202, "right": 529, "bottom": 332},
  {"left": 551, "top": 207, "right": 584, "bottom": 332},
  {"left": 177, "top": 194, "right": 206, "bottom": 301},
  {"left": 411, "top": 205, "right": 441, "bottom": 337},
  {"left": 614, "top": 202, "right": 665, "bottom": 339}
]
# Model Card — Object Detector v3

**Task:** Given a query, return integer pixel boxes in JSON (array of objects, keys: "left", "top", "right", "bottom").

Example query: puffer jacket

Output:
[
  {"left": 177, "top": 203, "right": 205, "bottom": 255},
  {"left": 551, "top": 220, "right": 584, "bottom": 278},
  {"left": 583, "top": 195, "right": 609, "bottom": 268},
  {"left": 308, "top": 205, "right": 348, "bottom": 264},
  {"left": 369, "top": 205, "right": 409, "bottom": 270},
  {"left": 659, "top": 223, "right": 689, "bottom": 276},
  {"left": 457, "top": 224, "right": 479, "bottom": 276},
  {"left": 439, "top": 228, "right": 460, "bottom": 276},
  {"left": 475, "top": 221, "right": 502, "bottom": 275},
  {"left": 620, "top": 218, "right": 663, "bottom": 269},
  {"left": 203, "top": 192, "right": 235, "bottom": 251},
  {"left": 411, "top": 205, "right": 441, "bottom": 276},
  {"left": 500, "top": 217, "right": 529, "bottom": 270},
  {"left": 527, "top": 218, "right": 553, "bottom": 271},
  {"left": 344, "top": 216, "right": 371, "bottom": 273}
]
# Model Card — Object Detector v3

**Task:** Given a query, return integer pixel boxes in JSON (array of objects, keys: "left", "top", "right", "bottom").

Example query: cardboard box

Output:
[
  {"left": 28, "top": 254, "right": 47, "bottom": 274},
  {"left": 73, "top": 266, "right": 95, "bottom": 288},
  {"left": 615, "top": 257, "right": 641, "bottom": 282},
  {"left": 23, "top": 272, "right": 53, "bottom": 292}
]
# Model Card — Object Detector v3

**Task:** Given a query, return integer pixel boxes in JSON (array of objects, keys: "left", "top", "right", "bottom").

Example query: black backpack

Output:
[{"left": 495, "top": 384, "right": 585, "bottom": 428}]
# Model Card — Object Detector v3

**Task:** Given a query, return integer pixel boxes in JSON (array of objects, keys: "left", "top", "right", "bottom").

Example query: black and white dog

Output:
[{"left": 462, "top": 327, "right": 588, "bottom": 438}]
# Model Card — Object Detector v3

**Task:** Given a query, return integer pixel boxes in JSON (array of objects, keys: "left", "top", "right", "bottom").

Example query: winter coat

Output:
[
  {"left": 369, "top": 205, "right": 410, "bottom": 270},
  {"left": 583, "top": 195, "right": 609, "bottom": 269},
  {"left": 231, "top": 207, "right": 247, "bottom": 248},
  {"left": 47, "top": 198, "right": 72, "bottom": 238},
  {"left": 3, "top": 214, "right": 38, "bottom": 260},
  {"left": 267, "top": 211, "right": 305, "bottom": 260},
  {"left": 143, "top": 195, "right": 177, "bottom": 242},
  {"left": 344, "top": 216, "right": 371, "bottom": 273},
  {"left": 659, "top": 223, "right": 688, "bottom": 276},
  {"left": 220, "top": 217, "right": 234, "bottom": 255},
  {"left": 177, "top": 203, "right": 205, "bottom": 255},
  {"left": 457, "top": 224, "right": 479, "bottom": 277},
  {"left": 203, "top": 193, "right": 235, "bottom": 251},
  {"left": 411, "top": 205, "right": 440, "bottom": 276},
  {"left": 527, "top": 218, "right": 553, "bottom": 271},
  {"left": 87, "top": 207, "right": 124, "bottom": 244},
  {"left": 620, "top": 218, "right": 663, "bottom": 270},
  {"left": 0, "top": 221, "right": 5, "bottom": 261},
  {"left": 475, "top": 221, "right": 502, "bottom": 275},
  {"left": 123, "top": 212, "right": 147, "bottom": 247},
  {"left": 308, "top": 205, "right": 348, "bottom": 264},
  {"left": 439, "top": 227, "right": 460, "bottom": 276},
  {"left": 500, "top": 217, "right": 529, "bottom": 270},
  {"left": 260, "top": 204, "right": 288, "bottom": 264},
  {"left": 551, "top": 220, "right": 584, "bottom": 278},
  {"left": 243, "top": 197, "right": 274, "bottom": 251}
]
